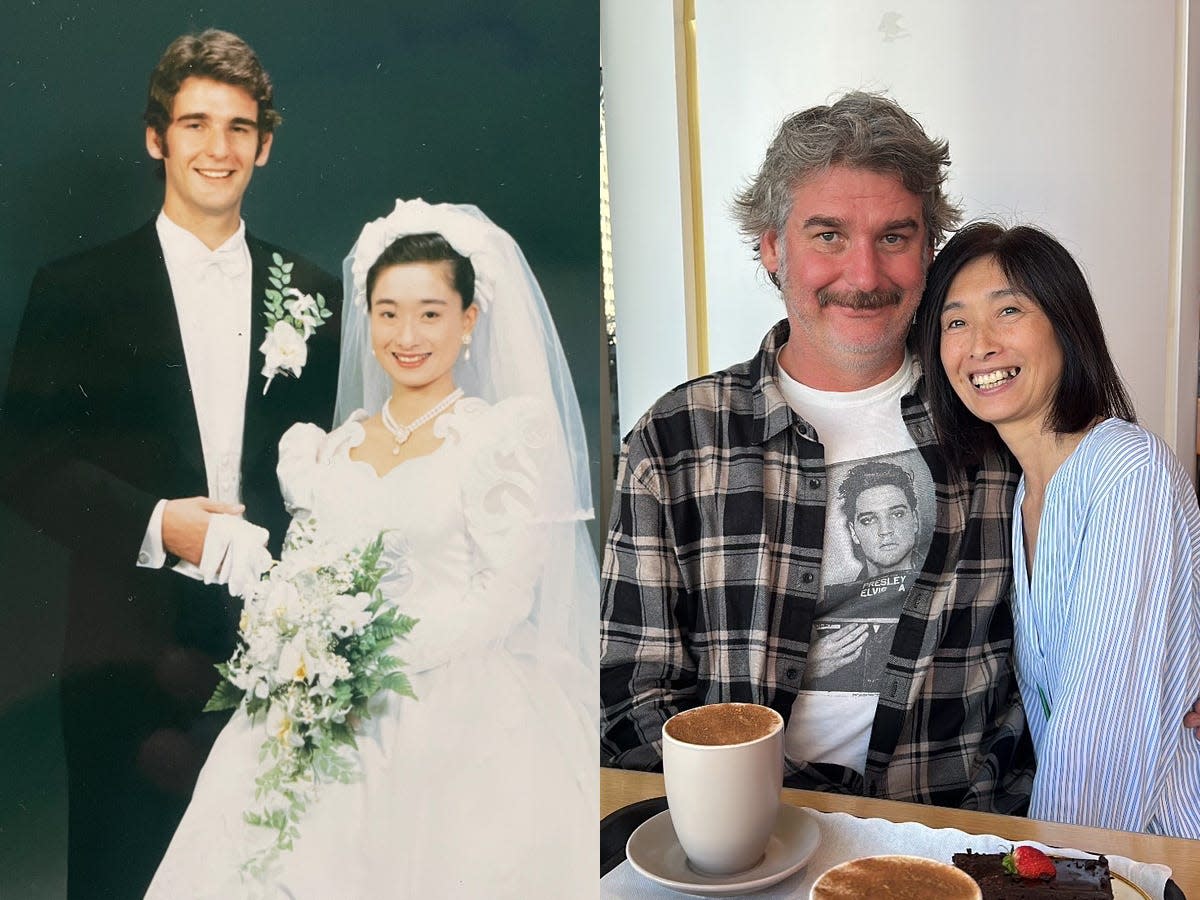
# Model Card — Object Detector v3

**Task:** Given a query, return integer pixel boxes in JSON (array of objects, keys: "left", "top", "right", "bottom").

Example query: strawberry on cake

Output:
[{"left": 952, "top": 846, "right": 1113, "bottom": 899}]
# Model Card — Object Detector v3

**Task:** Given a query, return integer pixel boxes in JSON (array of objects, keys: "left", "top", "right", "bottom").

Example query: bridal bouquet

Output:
[{"left": 205, "top": 519, "right": 418, "bottom": 876}]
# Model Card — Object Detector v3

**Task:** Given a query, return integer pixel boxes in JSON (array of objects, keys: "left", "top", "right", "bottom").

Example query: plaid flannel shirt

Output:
[{"left": 601, "top": 321, "right": 1035, "bottom": 813}]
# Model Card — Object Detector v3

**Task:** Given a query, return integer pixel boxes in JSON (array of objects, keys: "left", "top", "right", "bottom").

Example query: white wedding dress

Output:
[{"left": 147, "top": 397, "right": 594, "bottom": 898}]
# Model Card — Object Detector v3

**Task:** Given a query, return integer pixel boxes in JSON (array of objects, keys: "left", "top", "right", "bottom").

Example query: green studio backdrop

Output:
[{"left": 0, "top": 2, "right": 600, "bottom": 896}]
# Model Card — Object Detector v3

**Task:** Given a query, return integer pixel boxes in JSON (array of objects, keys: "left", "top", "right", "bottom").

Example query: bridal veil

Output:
[{"left": 335, "top": 198, "right": 599, "bottom": 736}]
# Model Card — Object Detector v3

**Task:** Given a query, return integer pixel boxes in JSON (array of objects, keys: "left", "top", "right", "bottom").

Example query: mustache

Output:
[{"left": 816, "top": 287, "right": 904, "bottom": 310}]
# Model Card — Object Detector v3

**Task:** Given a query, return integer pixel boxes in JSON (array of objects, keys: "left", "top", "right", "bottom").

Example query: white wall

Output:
[
  {"left": 603, "top": 0, "right": 1199, "bottom": 474},
  {"left": 601, "top": 1, "right": 692, "bottom": 433},
  {"left": 1176, "top": 1, "right": 1200, "bottom": 467}
]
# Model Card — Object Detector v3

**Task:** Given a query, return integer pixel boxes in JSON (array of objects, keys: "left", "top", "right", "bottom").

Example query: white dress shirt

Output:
[{"left": 138, "top": 212, "right": 252, "bottom": 575}]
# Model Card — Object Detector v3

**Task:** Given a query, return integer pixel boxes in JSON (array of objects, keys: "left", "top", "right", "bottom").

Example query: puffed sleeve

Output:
[
  {"left": 276, "top": 411, "right": 367, "bottom": 519},
  {"left": 439, "top": 398, "right": 549, "bottom": 651}
]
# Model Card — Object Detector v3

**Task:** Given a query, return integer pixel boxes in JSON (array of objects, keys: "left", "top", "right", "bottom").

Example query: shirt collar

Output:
[
  {"left": 750, "top": 319, "right": 923, "bottom": 445},
  {"left": 750, "top": 320, "right": 801, "bottom": 445},
  {"left": 156, "top": 211, "right": 248, "bottom": 272}
]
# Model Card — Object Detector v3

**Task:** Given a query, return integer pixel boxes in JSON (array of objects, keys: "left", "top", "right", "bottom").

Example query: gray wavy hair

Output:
[{"left": 731, "top": 91, "right": 961, "bottom": 259}]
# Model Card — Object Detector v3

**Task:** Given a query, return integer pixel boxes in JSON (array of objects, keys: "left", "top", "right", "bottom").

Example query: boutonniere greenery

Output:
[{"left": 259, "top": 253, "right": 333, "bottom": 395}]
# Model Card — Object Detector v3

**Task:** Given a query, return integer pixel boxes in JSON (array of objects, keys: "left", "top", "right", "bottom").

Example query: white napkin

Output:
[{"left": 601, "top": 807, "right": 1173, "bottom": 898}]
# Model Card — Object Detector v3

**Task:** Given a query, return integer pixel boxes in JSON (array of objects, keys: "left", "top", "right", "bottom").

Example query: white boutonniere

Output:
[{"left": 260, "top": 253, "right": 333, "bottom": 395}]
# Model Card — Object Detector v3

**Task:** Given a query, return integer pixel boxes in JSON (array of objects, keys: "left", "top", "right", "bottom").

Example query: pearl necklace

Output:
[{"left": 381, "top": 388, "right": 464, "bottom": 455}]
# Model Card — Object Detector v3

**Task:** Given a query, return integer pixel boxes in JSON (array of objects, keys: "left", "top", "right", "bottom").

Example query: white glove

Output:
[{"left": 198, "top": 514, "right": 273, "bottom": 598}]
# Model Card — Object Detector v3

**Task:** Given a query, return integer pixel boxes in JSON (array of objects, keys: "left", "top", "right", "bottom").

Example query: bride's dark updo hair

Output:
[{"left": 366, "top": 233, "right": 476, "bottom": 310}]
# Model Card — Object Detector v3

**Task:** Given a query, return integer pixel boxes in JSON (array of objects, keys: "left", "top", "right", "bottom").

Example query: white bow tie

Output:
[{"left": 197, "top": 245, "right": 249, "bottom": 281}]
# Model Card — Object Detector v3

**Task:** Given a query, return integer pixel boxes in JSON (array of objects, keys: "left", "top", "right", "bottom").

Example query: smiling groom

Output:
[{"left": 0, "top": 29, "right": 339, "bottom": 897}]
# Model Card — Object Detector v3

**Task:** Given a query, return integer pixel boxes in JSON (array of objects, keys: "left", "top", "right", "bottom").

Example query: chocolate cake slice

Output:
[{"left": 952, "top": 850, "right": 1113, "bottom": 899}]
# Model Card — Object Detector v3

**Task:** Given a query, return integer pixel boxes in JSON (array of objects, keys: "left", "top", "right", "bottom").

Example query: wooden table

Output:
[{"left": 601, "top": 768, "right": 1200, "bottom": 897}]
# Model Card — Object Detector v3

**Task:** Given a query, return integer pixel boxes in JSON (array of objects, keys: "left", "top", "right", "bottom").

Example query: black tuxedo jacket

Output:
[
  {"left": 3, "top": 220, "right": 340, "bottom": 565},
  {"left": 0, "top": 219, "right": 340, "bottom": 895},
  {"left": 3, "top": 219, "right": 341, "bottom": 659}
]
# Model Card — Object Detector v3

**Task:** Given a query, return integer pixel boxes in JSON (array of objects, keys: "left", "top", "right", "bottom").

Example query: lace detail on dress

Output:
[
  {"left": 451, "top": 397, "right": 548, "bottom": 626},
  {"left": 455, "top": 396, "right": 548, "bottom": 538},
  {"left": 271, "top": 398, "right": 548, "bottom": 668}
]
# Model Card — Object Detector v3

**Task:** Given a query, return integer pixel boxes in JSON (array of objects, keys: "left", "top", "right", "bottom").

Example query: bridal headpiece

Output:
[{"left": 347, "top": 198, "right": 500, "bottom": 312}]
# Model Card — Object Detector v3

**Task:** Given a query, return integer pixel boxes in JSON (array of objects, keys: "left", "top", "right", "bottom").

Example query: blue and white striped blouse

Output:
[{"left": 1011, "top": 417, "right": 1200, "bottom": 838}]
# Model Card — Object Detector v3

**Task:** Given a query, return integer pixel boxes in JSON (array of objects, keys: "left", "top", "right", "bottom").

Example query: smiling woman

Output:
[
  {"left": 936, "top": 254, "right": 1065, "bottom": 442},
  {"left": 145, "top": 198, "right": 599, "bottom": 897},
  {"left": 368, "top": 237, "right": 477, "bottom": 394},
  {"left": 345, "top": 233, "right": 480, "bottom": 469},
  {"left": 915, "top": 221, "right": 1200, "bottom": 839}
]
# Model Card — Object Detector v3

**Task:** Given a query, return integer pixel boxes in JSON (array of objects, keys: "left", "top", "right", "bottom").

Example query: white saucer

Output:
[{"left": 625, "top": 805, "right": 821, "bottom": 896}]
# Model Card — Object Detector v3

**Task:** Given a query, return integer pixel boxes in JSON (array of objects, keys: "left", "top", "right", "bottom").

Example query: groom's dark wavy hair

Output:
[
  {"left": 143, "top": 29, "right": 280, "bottom": 164},
  {"left": 367, "top": 234, "right": 476, "bottom": 310}
]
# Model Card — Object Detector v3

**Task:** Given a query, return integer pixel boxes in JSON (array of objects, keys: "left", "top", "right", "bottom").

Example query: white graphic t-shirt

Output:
[{"left": 776, "top": 351, "right": 934, "bottom": 775}]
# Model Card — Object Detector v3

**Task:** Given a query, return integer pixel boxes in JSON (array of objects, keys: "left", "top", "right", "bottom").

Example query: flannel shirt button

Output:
[
  {"left": 786, "top": 667, "right": 799, "bottom": 680},
  {"left": 802, "top": 572, "right": 814, "bottom": 584},
  {"left": 808, "top": 477, "right": 820, "bottom": 490}
]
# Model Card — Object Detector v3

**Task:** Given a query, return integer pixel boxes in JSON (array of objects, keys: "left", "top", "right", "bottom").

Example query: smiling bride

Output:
[{"left": 146, "top": 198, "right": 598, "bottom": 897}]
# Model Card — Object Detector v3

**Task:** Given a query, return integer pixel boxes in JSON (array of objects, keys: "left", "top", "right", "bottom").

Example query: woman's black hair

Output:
[
  {"left": 365, "top": 232, "right": 475, "bottom": 309},
  {"left": 914, "top": 221, "right": 1135, "bottom": 471}
]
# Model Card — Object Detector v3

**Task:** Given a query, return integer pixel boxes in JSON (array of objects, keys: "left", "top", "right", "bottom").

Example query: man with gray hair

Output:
[{"left": 600, "top": 91, "right": 1033, "bottom": 810}]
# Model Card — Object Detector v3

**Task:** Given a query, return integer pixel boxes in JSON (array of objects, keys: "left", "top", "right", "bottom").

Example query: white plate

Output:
[
  {"left": 1112, "top": 871, "right": 1151, "bottom": 900},
  {"left": 626, "top": 804, "right": 821, "bottom": 897}
]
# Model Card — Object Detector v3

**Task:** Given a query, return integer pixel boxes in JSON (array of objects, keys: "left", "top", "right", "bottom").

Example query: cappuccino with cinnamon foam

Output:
[
  {"left": 811, "top": 855, "right": 982, "bottom": 899},
  {"left": 663, "top": 702, "right": 780, "bottom": 746}
]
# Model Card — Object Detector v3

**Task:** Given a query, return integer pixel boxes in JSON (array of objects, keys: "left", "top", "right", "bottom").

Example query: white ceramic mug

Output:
[{"left": 661, "top": 702, "right": 784, "bottom": 875}]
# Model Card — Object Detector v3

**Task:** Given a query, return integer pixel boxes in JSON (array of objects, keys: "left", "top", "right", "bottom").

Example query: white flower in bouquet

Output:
[
  {"left": 266, "top": 704, "right": 305, "bottom": 750},
  {"left": 310, "top": 652, "right": 352, "bottom": 692},
  {"left": 205, "top": 529, "right": 417, "bottom": 879},
  {"left": 264, "top": 579, "right": 303, "bottom": 622},
  {"left": 275, "top": 634, "right": 312, "bottom": 685},
  {"left": 328, "top": 591, "right": 375, "bottom": 638}
]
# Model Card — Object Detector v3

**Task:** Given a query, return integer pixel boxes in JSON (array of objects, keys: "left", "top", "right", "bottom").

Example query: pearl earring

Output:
[{"left": 462, "top": 332, "right": 472, "bottom": 361}]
